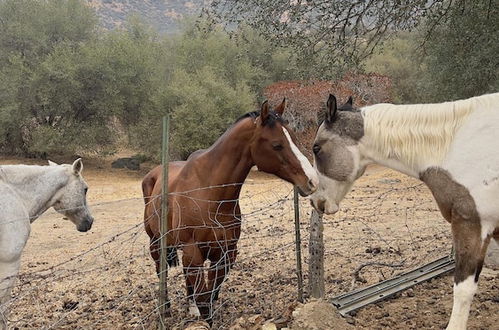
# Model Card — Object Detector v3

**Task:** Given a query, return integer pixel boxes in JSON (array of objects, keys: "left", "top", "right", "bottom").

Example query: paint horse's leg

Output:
[
  {"left": 207, "top": 244, "right": 238, "bottom": 302},
  {"left": 447, "top": 216, "right": 492, "bottom": 330},
  {"left": 182, "top": 241, "right": 212, "bottom": 323}
]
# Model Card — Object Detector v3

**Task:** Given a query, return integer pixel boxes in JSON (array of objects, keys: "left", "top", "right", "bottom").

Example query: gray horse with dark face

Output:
[{"left": 0, "top": 159, "right": 93, "bottom": 329}]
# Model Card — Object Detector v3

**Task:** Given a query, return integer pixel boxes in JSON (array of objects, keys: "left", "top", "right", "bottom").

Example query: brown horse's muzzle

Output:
[{"left": 296, "top": 177, "right": 318, "bottom": 197}]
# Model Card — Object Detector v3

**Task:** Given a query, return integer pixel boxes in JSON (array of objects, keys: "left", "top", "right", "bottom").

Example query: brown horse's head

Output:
[{"left": 250, "top": 99, "right": 318, "bottom": 196}]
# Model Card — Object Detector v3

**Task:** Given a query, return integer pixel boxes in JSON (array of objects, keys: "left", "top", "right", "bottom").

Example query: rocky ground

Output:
[{"left": 1, "top": 157, "right": 497, "bottom": 329}]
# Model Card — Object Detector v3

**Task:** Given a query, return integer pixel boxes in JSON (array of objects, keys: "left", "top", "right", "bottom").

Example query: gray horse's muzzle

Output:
[{"left": 77, "top": 216, "right": 94, "bottom": 232}]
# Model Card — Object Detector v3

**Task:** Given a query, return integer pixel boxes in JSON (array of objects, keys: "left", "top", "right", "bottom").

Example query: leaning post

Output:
[
  {"left": 293, "top": 186, "right": 304, "bottom": 302},
  {"left": 308, "top": 209, "right": 325, "bottom": 298},
  {"left": 159, "top": 115, "right": 170, "bottom": 329}
]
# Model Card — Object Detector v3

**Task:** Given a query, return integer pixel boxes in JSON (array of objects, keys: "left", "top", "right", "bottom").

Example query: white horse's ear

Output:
[
  {"left": 48, "top": 160, "right": 58, "bottom": 166},
  {"left": 72, "top": 158, "right": 83, "bottom": 174}
]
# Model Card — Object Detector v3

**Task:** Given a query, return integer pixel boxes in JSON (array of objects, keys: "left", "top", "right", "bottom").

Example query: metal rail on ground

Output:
[{"left": 331, "top": 255, "right": 456, "bottom": 316}]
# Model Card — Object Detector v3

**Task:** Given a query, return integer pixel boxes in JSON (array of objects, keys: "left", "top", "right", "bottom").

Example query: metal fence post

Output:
[
  {"left": 308, "top": 210, "right": 325, "bottom": 298},
  {"left": 293, "top": 186, "right": 304, "bottom": 302},
  {"left": 159, "top": 115, "right": 170, "bottom": 329}
]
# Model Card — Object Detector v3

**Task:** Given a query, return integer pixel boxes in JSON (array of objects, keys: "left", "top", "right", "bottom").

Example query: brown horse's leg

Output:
[
  {"left": 149, "top": 237, "right": 160, "bottom": 275},
  {"left": 182, "top": 242, "right": 212, "bottom": 323},
  {"left": 447, "top": 216, "right": 491, "bottom": 330},
  {"left": 207, "top": 245, "right": 238, "bottom": 302}
]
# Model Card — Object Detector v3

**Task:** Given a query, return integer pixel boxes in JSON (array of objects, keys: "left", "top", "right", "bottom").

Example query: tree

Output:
[
  {"left": 365, "top": 1, "right": 498, "bottom": 103},
  {"left": 420, "top": 1, "right": 498, "bottom": 101},
  {"left": 129, "top": 21, "right": 258, "bottom": 160},
  {"left": 0, "top": 0, "right": 99, "bottom": 156},
  {"left": 207, "top": 0, "right": 495, "bottom": 76},
  {"left": 365, "top": 32, "right": 426, "bottom": 103}
]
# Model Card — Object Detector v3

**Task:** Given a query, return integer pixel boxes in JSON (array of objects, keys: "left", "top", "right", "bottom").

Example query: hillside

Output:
[{"left": 86, "top": 0, "right": 207, "bottom": 33}]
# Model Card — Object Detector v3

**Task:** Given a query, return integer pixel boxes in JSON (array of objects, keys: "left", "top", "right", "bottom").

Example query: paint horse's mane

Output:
[{"left": 361, "top": 92, "right": 499, "bottom": 169}]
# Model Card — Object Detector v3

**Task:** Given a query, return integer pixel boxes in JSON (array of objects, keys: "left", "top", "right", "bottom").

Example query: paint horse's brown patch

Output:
[{"left": 420, "top": 167, "right": 491, "bottom": 283}]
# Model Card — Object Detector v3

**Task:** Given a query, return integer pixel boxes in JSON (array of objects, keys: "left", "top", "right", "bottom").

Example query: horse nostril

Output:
[
  {"left": 308, "top": 179, "right": 316, "bottom": 189},
  {"left": 313, "top": 144, "right": 321, "bottom": 155}
]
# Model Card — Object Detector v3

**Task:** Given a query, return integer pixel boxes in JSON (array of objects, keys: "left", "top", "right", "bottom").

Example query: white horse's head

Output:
[
  {"left": 49, "top": 159, "right": 94, "bottom": 232},
  {"left": 310, "top": 95, "right": 367, "bottom": 214}
]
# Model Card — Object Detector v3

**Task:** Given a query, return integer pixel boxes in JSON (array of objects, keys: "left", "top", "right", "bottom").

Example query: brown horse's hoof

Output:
[{"left": 198, "top": 306, "right": 213, "bottom": 326}]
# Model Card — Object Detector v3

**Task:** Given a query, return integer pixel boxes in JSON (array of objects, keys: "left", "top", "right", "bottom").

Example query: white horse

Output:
[
  {"left": 310, "top": 93, "right": 499, "bottom": 330},
  {"left": 0, "top": 159, "right": 93, "bottom": 329}
]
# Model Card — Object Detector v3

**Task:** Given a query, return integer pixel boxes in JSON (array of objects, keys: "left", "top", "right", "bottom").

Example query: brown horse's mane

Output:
[{"left": 235, "top": 110, "right": 286, "bottom": 127}]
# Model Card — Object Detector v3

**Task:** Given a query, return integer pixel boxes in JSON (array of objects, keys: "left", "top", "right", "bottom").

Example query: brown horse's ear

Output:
[
  {"left": 260, "top": 100, "right": 270, "bottom": 124},
  {"left": 326, "top": 94, "right": 337, "bottom": 123},
  {"left": 274, "top": 98, "right": 286, "bottom": 116}
]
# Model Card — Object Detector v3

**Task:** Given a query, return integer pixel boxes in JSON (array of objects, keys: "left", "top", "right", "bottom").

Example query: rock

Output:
[
  {"left": 272, "top": 317, "right": 289, "bottom": 328},
  {"left": 262, "top": 323, "right": 277, "bottom": 330},
  {"left": 184, "top": 321, "right": 210, "bottom": 330},
  {"left": 229, "top": 314, "right": 265, "bottom": 330},
  {"left": 111, "top": 157, "right": 140, "bottom": 170},
  {"left": 289, "top": 299, "right": 353, "bottom": 329}
]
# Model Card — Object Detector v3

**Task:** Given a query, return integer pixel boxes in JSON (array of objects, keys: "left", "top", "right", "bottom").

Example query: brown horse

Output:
[{"left": 142, "top": 99, "right": 318, "bottom": 322}]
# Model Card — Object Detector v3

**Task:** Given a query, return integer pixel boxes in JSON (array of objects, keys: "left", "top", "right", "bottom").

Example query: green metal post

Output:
[{"left": 159, "top": 115, "right": 170, "bottom": 329}]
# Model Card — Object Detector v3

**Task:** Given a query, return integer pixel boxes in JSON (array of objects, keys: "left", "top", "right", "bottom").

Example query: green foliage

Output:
[
  {"left": 420, "top": 1, "right": 498, "bottom": 101},
  {"left": 129, "top": 22, "right": 257, "bottom": 160},
  {"left": 8, "top": 0, "right": 494, "bottom": 161},
  {"left": 0, "top": 0, "right": 100, "bottom": 156},
  {"left": 207, "top": 1, "right": 457, "bottom": 76},
  {"left": 0, "top": 1, "right": 279, "bottom": 159},
  {"left": 365, "top": 33, "right": 426, "bottom": 103},
  {"left": 365, "top": 1, "right": 498, "bottom": 103}
]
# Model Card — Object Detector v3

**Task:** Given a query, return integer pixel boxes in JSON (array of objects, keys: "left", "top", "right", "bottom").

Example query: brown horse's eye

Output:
[{"left": 272, "top": 143, "right": 284, "bottom": 151}]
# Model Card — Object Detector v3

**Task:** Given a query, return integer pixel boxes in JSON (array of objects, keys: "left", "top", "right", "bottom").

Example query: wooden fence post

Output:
[
  {"left": 293, "top": 186, "right": 304, "bottom": 302},
  {"left": 308, "top": 210, "right": 325, "bottom": 298},
  {"left": 159, "top": 115, "right": 170, "bottom": 329}
]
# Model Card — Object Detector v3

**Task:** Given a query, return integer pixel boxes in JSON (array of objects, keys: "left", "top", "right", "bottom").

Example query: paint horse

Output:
[
  {"left": 310, "top": 93, "right": 499, "bottom": 330},
  {"left": 142, "top": 99, "right": 318, "bottom": 323},
  {"left": 0, "top": 159, "right": 94, "bottom": 329}
]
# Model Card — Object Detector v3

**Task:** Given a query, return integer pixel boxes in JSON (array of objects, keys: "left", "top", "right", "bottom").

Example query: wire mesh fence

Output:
[{"left": 3, "top": 167, "right": 453, "bottom": 329}]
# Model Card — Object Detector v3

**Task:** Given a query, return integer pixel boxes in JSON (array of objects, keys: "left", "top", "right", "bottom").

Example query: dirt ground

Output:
[{"left": 1, "top": 157, "right": 497, "bottom": 329}]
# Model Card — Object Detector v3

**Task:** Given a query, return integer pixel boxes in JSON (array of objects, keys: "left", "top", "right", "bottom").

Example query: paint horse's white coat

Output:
[
  {"left": 311, "top": 92, "right": 499, "bottom": 330},
  {"left": 0, "top": 159, "right": 93, "bottom": 329}
]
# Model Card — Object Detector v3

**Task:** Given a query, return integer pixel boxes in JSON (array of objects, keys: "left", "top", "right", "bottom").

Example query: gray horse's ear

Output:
[
  {"left": 48, "top": 160, "right": 58, "bottom": 166},
  {"left": 326, "top": 94, "right": 337, "bottom": 123},
  {"left": 260, "top": 100, "right": 270, "bottom": 125},
  {"left": 72, "top": 158, "right": 83, "bottom": 174},
  {"left": 274, "top": 98, "right": 286, "bottom": 116}
]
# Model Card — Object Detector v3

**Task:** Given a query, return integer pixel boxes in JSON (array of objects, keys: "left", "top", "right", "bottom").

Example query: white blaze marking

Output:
[
  {"left": 282, "top": 127, "right": 319, "bottom": 186},
  {"left": 188, "top": 299, "right": 201, "bottom": 317},
  {"left": 446, "top": 275, "right": 477, "bottom": 330}
]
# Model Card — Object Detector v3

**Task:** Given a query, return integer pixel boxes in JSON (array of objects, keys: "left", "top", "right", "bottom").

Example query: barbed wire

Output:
[{"left": 1, "top": 176, "right": 457, "bottom": 329}]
